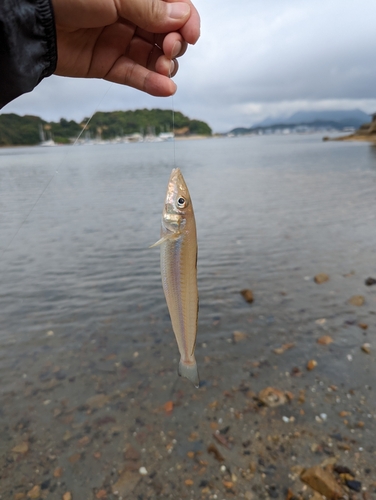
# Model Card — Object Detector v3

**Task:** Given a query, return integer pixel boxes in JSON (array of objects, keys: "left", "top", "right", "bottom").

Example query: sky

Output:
[{"left": 3, "top": 0, "right": 376, "bottom": 132}]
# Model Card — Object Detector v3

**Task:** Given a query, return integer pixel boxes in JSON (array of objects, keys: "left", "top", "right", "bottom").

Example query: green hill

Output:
[{"left": 0, "top": 109, "right": 211, "bottom": 146}]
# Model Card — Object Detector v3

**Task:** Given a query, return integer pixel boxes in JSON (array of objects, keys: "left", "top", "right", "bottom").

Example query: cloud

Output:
[{"left": 3, "top": 0, "right": 376, "bottom": 132}]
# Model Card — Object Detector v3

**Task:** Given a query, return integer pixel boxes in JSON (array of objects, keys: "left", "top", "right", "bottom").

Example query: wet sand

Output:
[{"left": 1, "top": 272, "right": 375, "bottom": 499}]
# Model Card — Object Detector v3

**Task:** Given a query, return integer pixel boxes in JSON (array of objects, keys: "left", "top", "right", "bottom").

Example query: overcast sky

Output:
[{"left": 3, "top": 0, "right": 376, "bottom": 132}]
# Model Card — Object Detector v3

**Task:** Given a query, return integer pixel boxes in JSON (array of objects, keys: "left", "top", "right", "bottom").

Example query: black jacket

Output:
[{"left": 0, "top": 0, "right": 57, "bottom": 109}]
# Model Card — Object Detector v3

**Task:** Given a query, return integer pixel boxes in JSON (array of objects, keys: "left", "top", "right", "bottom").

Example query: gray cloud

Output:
[{"left": 3, "top": 0, "right": 376, "bottom": 132}]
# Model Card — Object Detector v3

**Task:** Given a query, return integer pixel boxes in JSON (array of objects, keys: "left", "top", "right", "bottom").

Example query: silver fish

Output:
[{"left": 151, "top": 168, "right": 199, "bottom": 387}]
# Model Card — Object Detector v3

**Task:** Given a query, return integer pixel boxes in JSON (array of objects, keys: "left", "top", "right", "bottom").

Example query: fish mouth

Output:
[{"left": 168, "top": 168, "right": 188, "bottom": 193}]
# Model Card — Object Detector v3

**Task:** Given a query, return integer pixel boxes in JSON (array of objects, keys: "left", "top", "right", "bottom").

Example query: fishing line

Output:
[{"left": 0, "top": 84, "right": 112, "bottom": 258}]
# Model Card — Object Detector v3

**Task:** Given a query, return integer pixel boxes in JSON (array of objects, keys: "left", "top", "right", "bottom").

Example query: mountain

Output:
[{"left": 254, "top": 109, "right": 370, "bottom": 128}]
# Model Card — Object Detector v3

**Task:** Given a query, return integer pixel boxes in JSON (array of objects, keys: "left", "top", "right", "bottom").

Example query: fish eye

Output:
[{"left": 177, "top": 197, "right": 186, "bottom": 209}]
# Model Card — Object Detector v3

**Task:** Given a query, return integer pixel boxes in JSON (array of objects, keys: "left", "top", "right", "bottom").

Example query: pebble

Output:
[
  {"left": 139, "top": 466, "right": 148, "bottom": 475},
  {"left": 232, "top": 331, "right": 247, "bottom": 343},
  {"left": 348, "top": 295, "right": 365, "bottom": 306},
  {"left": 317, "top": 335, "right": 333, "bottom": 345},
  {"left": 240, "top": 289, "right": 254, "bottom": 303},
  {"left": 53, "top": 467, "right": 63, "bottom": 478},
  {"left": 62, "top": 493, "right": 72, "bottom": 500},
  {"left": 11, "top": 442, "right": 29, "bottom": 454},
  {"left": 361, "top": 343, "right": 371, "bottom": 354},
  {"left": 258, "top": 387, "right": 287, "bottom": 407},
  {"left": 365, "top": 277, "right": 376, "bottom": 286},
  {"left": 345, "top": 479, "right": 362, "bottom": 492},
  {"left": 307, "top": 360, "right": 318, "bottom": 371},
  {"left": 300, "top": 465, "right": 344, "bottom": 499},
  {"left": 314, "top": 273, "right": 329, "bottom": 284},
  {"left": 26, "top": 485, "right": 40, "bottom": 499}
]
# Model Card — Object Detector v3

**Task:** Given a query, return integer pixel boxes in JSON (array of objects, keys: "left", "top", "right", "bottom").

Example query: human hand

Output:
[{"left": 52, "top": 0, "right": 200, "bottom": 96}]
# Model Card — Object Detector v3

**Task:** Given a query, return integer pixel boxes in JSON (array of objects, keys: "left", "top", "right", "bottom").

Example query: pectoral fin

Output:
[{"left": 150, "top": 234, "right": 175, "bottom": 248}]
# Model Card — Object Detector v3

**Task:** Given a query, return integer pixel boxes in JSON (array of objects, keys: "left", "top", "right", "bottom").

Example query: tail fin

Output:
[{"left": 178, "top": 359, "right": 200, "bottom": 388}]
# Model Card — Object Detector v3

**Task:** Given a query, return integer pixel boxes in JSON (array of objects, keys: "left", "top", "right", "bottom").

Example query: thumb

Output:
[{"left": 116, "top": 0, "right": 191, "bottom": 33}]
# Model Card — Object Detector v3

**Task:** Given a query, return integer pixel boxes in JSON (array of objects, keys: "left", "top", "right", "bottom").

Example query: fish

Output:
[{"left": 151, "top": 168, "right": 199, "bottom": 387}]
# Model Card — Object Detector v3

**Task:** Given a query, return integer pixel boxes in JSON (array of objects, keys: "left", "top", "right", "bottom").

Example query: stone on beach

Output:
[
  {"left": 300, "top": 465, "right": 344, "bottom": 499},
  {"left": 11, "top": 442, "right": 29, "bottom": 454},
  {"left": 365, "top": 277, "right": 376, "bottom": 286},
  {"left": 314, "top": 273, "right": 329, "bottom": 284},
  {"left": 26, "top": 486, "right": 40, "bottom": 499},
  {"left": 258, "top": 387, "right": 287, "bottom": 407},
  {"left": 361, "top": 343, "right": 371, "bottom": 354},
  {"left": 240, "top": 289, "right": 254, "bottom": 303},
  {"left": 317, "top": 336, "right": 333, "bottom": 346},
  {"left": 307, "top": 360, "right": 318, "bottom": 371},
  {"left": 348, "top": 295, "right": 365, "bottom": 306},
  {"left": 111, "top": 470, "right": 140, "bottom": 496}
]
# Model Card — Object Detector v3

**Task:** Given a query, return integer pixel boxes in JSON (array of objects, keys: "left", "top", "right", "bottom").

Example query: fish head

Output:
[{"left": 162, "top": 168, "right": 193, "bottom": 232}]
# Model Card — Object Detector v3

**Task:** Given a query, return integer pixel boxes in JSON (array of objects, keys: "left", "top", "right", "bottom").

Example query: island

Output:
[{"left": 0, "top": 109, "right": 212, "bottom": 146}]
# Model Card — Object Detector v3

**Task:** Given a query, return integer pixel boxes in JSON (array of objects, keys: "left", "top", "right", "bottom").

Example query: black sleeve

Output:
[{"left": 0, "top": 0, "right": 57, "bottom": 109}]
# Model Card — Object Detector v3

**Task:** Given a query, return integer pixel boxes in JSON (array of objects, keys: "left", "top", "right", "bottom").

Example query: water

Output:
[
  {"left": 1, "top": 136, "right": 376, "bottom": 359},
  {"left": 1, "top": 135, "right": 376, "bottom": 497}
]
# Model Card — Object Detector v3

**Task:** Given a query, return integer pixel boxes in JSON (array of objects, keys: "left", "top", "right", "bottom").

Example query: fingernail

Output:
[
  {"left": 172, "top": 41, "right": 182, "bottom": 59},
  {"left": 168, "top": 3, "right": 190, "bottom": 20},
  {"left": 170, "top": 60, "right": 175, "bottom": 76}
]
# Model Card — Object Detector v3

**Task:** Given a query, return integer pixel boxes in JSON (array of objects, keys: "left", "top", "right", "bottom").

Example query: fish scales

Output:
[{"left": 151, "top": 168, "right": 199, "bottom": 387}]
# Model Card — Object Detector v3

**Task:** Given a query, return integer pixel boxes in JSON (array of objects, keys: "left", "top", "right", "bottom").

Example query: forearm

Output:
[{"left": 0, "top": 0, "right": 57, "bottom": 109}]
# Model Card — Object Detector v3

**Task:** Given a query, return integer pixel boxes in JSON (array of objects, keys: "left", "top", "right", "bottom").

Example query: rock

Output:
[
  {"left": 358, "top": 322, "right": 368, "bottom": 330},
  {"left": 124, "top": 444, "right": 140, "bottom": 461},
  {"left": 164, "top": 400, "right": 174, "bottom": 414},
  {"left": 12, "top": 442, "right": 29, "bottom": 454},
  {"left": 365, "top": 277, "right": 376, "bottom": 286},
  {"left": 111, "top": 470, "right": 140, "bottom": 496},
  {"left": 348, "top": 295, "right": 365, "bottom": 306},
  {"left": 314, "top": 273, "right": 329, "bottom": 284},
  {"left": 85, "top": 394, "right": 109, "bottom": 409},
  {"left": 95, "top": 491, "right": 107, "bottom": 499},
  {"left": 53, "top": 467, "right": 63, "bottom": 478},
  {"left": 232, "top": 331, "right": 247, "bottom": 343},
  {"left": 317, "top": 336, "right": 333, "bottom": 345},
  {"left": 258, "top": 387, "right": 287, "bottom": 407},
  {"left": 77, "top": 435, "right": 90, "bottom": 447},
  {"left": 301, "top": 465, "right": 344, "bottom": 499},
  {"left": 68, "top": 453, "right": 81, "bottom": 464},
  {"left": 273, "top": 342, "right": 295, "bottom": 354},
  {"left": 26, "top": 486, "right": 41, "bottom": 499},
  {"left": 62, "top": 493, "right": 72, "bottom": 500},
  {"left": 361, "top": 343, "right": 371, "bottom": 354},
  {"left": 139, "top": 466, "right": 148, "bottom": 475},
  {"left": 345, "top": 479, "right": 361, "bottom": 492},
  {"left": 207, "top": 443, "right": 225, "bottom": 462},
  {"left": 14, "top": 494, "right": 26, "bottom": 500},
  {"left": 240, "top": 289, "right": 254, "bottom": 304},
  {"left": 307, "top": 360, "right": 318, "bottom": 371}
]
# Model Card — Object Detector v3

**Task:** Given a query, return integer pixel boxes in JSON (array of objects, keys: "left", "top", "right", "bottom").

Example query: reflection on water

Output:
[{"left": 1, "top": 135, "right": 376, "bottom": 362}]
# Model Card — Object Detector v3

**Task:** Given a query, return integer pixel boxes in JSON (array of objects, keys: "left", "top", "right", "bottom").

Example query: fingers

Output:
[{"left": 105, "top": 56, "right": 177, "bottom": 96}]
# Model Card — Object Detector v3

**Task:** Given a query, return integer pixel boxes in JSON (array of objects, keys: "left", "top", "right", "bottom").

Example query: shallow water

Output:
[
  {"left": 1, "top": 135, "right": 376, "bottom": 498},
  {"left": 1, "top": 135, "right": 375, "bottom": 362}
]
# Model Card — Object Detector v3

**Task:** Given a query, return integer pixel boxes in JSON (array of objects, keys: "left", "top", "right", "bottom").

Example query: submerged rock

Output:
[
  {"left": 314, "top": 273, "right": 329, "bottom": 284},
  {"left": 300, "top": 465, "right": 344, "bottom": 499},
  {"left": 365, "top": 277, "right": 376, "bottom": 286},
  {"left": 240, "top": 289, "right": 254, "bottom": 304},
  {"left": 348, "top": 295, "right": 365, "bottom": 306},
  {"left": 258, "top": 387, "right": 287, "bottom": 407}
]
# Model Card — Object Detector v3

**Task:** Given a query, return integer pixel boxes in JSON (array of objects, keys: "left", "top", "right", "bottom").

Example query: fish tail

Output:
[{"left": 178, "top": 358, "right": 200, "bottom": 388}]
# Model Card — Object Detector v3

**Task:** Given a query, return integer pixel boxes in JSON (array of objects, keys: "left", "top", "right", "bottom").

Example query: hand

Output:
[{"left": 52, "top": 0, "right": 200, "bottom": 96}]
